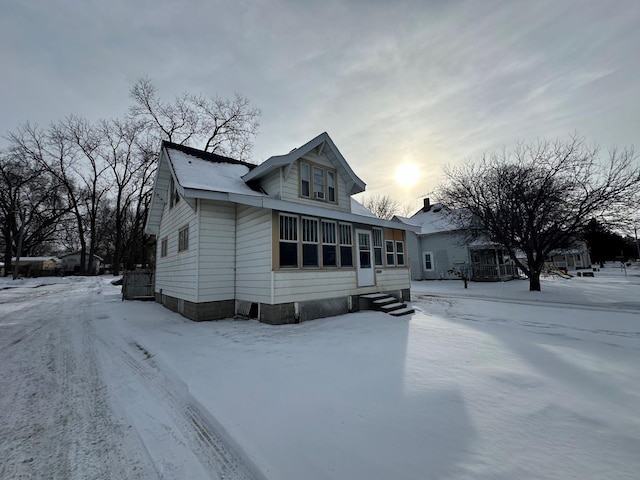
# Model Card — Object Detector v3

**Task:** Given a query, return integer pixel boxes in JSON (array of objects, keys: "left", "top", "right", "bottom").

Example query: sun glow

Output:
[{"left": 395, "top": 163, "right": 420, "bottom": 188}]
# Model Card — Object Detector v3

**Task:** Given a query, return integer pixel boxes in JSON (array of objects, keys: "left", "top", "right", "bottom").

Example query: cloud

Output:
[{"left": 1, "top": 0, "right": 638, "bottom": 209}]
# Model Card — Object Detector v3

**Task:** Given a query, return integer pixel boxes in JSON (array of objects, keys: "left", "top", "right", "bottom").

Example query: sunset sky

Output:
[{"left": 2, "top": 0, "right": 638, "bottom": 210}]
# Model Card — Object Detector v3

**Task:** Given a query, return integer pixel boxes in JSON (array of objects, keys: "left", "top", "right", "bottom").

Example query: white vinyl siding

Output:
[
  {"left": 259, "top": 169, "right": 282, "bottom": 198},
  {"left": 197, "top": 200, "right": 236, "bottom": 302},
  {"left": 235, "top": 205, "right": 272, "bottom": 303},
  {"left": 271, "top": 267, "right": 409, "bottom": 304},
  {"left": 155, "top": 198, "right": 198, "bottom": 302}
]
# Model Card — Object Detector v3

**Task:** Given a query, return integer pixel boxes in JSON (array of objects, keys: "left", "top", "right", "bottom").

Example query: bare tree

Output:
[
  {"left": 362, "top": 195, "right": 400, "bottom": 220},
  {"left": 438, "top": 135, "right": 640, "bottom": 291},
  {"left": 0, "top": 148, "right": 68, "bottom": 277},
  {"left": 129, "top": 77, "right": 260, "bottom": 161},
  {"left": 58, "top": 115, "right": 113, "bottom": 275},
  {"left": 98, "top": 118, "right": 155, "bottom": 274}
]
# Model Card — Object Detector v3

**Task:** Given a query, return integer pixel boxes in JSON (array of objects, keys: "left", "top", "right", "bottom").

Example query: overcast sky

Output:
[{"left": 2, "top": 0, "right": 639, "bottom": 209}]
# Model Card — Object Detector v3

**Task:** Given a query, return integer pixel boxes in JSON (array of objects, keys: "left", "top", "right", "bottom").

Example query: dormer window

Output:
[
  {"left": 299, "top": 161, "right": 337, "bottom": 203},
  {"left": 313, "top": 166, "right": 325, "bottom": 199},
  {"left": 327, "top": 171, "right": 336, "bottom": 202},
  {"left": 300, "top": 163, "right": 310, "bottom": 197}
]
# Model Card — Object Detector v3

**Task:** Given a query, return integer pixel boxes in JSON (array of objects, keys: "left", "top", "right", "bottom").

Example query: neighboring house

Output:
[
  {"left": 11, "top": 256, "right": 60, "bottom": 277},
  {"left": 144, "top": 132, "right": 414, "bottom": 324},
  {"left": 60, "top": 252, "right": 103, "bottom": 275},
  {"left": 549, "top": 243, "right": 592, "bottom": 270},
  {"left": 394, "top": 199, "right": 516, "bottom": 282}
]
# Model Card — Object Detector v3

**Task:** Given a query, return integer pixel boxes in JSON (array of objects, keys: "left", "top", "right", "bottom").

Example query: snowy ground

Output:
[{"left": 1, "top": 264, "right": 639, "bottom": 479}]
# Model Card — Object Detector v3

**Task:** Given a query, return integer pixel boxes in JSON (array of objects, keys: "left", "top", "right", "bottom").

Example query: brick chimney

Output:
[{"left": 423, "top": 197, "right": 431, "bottom": 212}]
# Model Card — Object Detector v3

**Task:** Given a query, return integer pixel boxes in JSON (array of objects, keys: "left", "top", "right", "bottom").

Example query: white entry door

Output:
[{"left": 356, "top": 229, "right": 375, "bottom": 287}]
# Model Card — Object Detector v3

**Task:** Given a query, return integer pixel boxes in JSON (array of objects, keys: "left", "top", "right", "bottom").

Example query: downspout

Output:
[
  {"left": 195, "top": 198, "right": 200, "bottom": 302},
  {"left": 233, "top": 203, "right": 238, "bottom": 309}
]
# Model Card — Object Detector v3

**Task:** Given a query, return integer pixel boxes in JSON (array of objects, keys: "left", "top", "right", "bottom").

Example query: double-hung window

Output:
[
  {"left": 160, "top": 237, "right": 168, "bottom": 257},
  {"left": 339, "top": 223, "right": 353, "bottom": 267},
  {"left": 299, "top": 161, "right": 337, "bottom": 203},
  {"left": 302, "top": 217, "right": 319, "bottom": 267},
  {"left": 372, "top": 229, "right": 383, "bottom": 266},
  {"left": 313, "top": 167, "right": 325, "bottom": 200},
  {"left": 395, "top": 241, "right": 405, "bottom": 266},
  {"left": 423, "top": 252, "right": 434, "bottom": 271},
  {"left": 300, "top": 163, "right": 310, "bottom": 197},
  {"left": 178, "top": 226, "right": 189, "bottom": 252},
  {"left": 321, "top": 220, "right": 337, "bottom": 267},
  {"left": 385, "top": 240, "right": 395, "bottom": 266},
  {"left": 327, "top": 171, "right": 336, "bottom": 202},
  {"left": 279, "top": 214, "right": 298, "bottom": 267}
]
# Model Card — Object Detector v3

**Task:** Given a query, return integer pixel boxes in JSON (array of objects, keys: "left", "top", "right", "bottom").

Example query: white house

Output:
[
  {"left": 60, "top": 252, "right": 103, "bottom": 275},
  {"left": 394, "top": 199, "right": 516, "bottom": 282},
  {"left": 144, "top": 133, "right": 414, "bottom": 324}
]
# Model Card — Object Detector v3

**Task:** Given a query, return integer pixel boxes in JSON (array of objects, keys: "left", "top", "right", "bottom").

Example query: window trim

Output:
[
  {"left": 339, "top": 222, "right": 354, "bottom": 268},
  {"left": 300, "top": 162, "right": 310, "bottom": 198},
  {"left": 395, "top": 241, "right": 405, "bottom": 266},
  {"left": 423, "top": 251, "right": 434, "bottom": 271},
  {"left": 298, "top": 160, "right": 338, "bottom": 204},
  {"left": 372, "top": 228, "right": 384, "bottom": 267},
  {"left": 385, "top": 240, "right": 395, "bottom": 267},
  {"left": 178, "top": 225, "right": 189, "bottom": 252},
  {"left": 160, "top": 237, "right": 168, "bottom": 257},
  {"left": 301, "top": 216, "right": 319, "bottom": 268},
  {"left": 327, "top": 170, "right": 336, "bottom": 203},
  {"left": 279, "top": 213, "right": 299, "bottom": 268},
  {"left": 321, "top": 220, "right": 338, "bottom": 268}
]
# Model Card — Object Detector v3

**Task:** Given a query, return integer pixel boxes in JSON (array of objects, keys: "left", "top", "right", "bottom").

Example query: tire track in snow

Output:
[
  {"left": 0, "top": 278, "right": 156, "bottom": 479},
  {"left": 96, "top": 333, "right": 258, "bottom": 480}
]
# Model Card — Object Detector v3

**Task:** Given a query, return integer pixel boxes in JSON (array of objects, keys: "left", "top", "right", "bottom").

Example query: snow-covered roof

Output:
[
  {"left": 350, "top": 198, "right": 376, "bottom": 218},
  {"left": 166, "top": 145, "right": 262, "bottom": 197},
  {"left": 396, "top": 204, "right": 461, "bottom": 235},
  {"left": 11, "top": 256, "right": 60, "bottom": 263},
  {"left": 59, "top": 251, "right": 103, "bottom": 260},
  {"left": 145, "top": 139, "right": 416, "bottom": 236}
]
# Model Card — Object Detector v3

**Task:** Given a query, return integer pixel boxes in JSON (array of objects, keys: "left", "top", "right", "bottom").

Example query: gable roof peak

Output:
[{"left": 242, "top": 132, "right": 365, "bottom": 195}]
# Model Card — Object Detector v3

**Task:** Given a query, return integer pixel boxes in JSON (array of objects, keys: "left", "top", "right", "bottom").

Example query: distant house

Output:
[
  {"left": 11, "top": 256, "right": 60, "bottom": 277},
  {"left": 549, "top": 244, "right": 592, "bottom": 270},
  {"left": 144, "top": 132, "right": 414, "bottom": 324},
  {"left": 394, "top": 199, "right": 516, "bottom": 282},
  {"left": 60, "top": 252, "right": 103, "bottom": 275}
]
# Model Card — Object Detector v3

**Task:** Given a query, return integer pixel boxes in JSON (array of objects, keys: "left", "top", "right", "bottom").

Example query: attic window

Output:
[{"left": 299, "top": 161, "right": 337, "bottom": 203}]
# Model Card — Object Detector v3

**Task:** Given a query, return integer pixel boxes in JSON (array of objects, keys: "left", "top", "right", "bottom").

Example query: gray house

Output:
[{"left": 394, "top": 199, "right": 516, "bottom": 282}]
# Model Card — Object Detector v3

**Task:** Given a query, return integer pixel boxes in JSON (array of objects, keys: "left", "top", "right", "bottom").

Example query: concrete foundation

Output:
[{"left": 156, "top": 291, "right": 405, "bottom": 325}]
